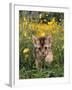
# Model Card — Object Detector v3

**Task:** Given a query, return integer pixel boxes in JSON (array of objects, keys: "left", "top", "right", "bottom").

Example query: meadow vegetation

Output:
[{"left": 19, "top": 11, "right": 64, "bottom": 79}]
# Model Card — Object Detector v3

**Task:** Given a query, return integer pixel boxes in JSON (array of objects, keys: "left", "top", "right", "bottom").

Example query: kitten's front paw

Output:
[{"left": 45, "top": 52, "right": 53, "bottom": 64}]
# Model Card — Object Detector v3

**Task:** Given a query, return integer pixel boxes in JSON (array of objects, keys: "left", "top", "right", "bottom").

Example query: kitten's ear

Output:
[
  {"left": 32, "top": 36, "right": 38, "bottom": 41},
  {"left": 46, "top": 35, "right": 52, "bottom": 43},
  {"left": 45, "top": 35, "right": 52, "bottom": 48},
  {"left": 32, "top": 36, "right": 39, "bottom": 47}
]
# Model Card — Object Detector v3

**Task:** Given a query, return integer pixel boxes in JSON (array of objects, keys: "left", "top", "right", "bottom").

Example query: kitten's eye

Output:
[
  {"left": 39, "top": 47, "right": 41, "bottom": 51},
  {"left": 45, "top": 47, "right": 47, "bottom": 50}
]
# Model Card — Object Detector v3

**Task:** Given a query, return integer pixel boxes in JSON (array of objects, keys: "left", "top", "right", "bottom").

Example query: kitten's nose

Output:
[{"left": 42, "top": 52, "right": 44, "bottom": 55}]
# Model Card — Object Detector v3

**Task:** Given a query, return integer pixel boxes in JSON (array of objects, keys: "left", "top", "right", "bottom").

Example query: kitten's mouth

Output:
[
  {"left": 41, "top": 54, "right": 46, "bottom": 59},
  {"left": 42, "top": 52, "right": 46, "bottom": 57},
  {"left": 42, "top": 54, "right": 45, "bottom": 57}
]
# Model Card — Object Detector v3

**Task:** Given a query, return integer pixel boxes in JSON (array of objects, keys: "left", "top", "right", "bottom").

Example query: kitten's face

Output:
[{"left": 32, "top": 35, "right": 52, "bottom": 57}]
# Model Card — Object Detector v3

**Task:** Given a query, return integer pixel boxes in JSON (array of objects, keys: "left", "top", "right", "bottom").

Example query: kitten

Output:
[{"left": 32, "top": 35, "right": 53, "bottom": 69}]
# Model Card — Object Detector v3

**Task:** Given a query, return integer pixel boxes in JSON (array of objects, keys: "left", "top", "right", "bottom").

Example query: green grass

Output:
[
  {"left": 19, "top": 60, "right": 64, "bottom": 79},
  {"left": 19, "top": 11, "right": 64, "bottom": 79}
]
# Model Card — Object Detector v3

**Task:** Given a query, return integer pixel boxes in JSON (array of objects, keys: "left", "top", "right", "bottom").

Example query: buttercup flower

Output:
[{"left": 23, "top": 48, "right": 29, "bottom": 53}]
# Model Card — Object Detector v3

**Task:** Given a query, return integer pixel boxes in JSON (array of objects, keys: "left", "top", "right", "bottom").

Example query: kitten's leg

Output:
[
  {"left": 35, "top": 58, "right": 42, "bottom": 70},
  {"left": 35, "top": 59, "right": 39, "bottom": 69},
  {"left": 45, "top": 51, "right": 53, "bottom": 64}
]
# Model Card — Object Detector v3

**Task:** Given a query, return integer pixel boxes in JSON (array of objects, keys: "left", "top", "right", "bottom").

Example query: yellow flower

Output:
[
  {"left": 51, "top": 18, "right": 55, "bottom": 22},
  {"left": 24, "top": 54, "right": 29, "bottom": 61},
  {"left": 25, "top": 54, "right": 29, "bottom": 58},
  {"left": 48, "top": 25, "right": 53, "bottom": 30},
  {"left": 31, "top": 23, "right": 36, "bottom": 30},
  {"left": 36, "top": 31, "right": 45, "bottom": 37},
  {"left": 48, "top": 21, "right": 53, "bottom": 25},
  {"left": 23, "top": 48, "right": 29, "bottom": 53},
  {"left": 24, "top": 17, "right": 26, "bottom": 21},
  {"left": 23, "top": 32, "right": 27, "bottom": 37},
  {"left": 40, "top": 32, "right": 45, "bottom": 36},
  {"left": 48, "top": 18, "right": 57, "bottom": 26},
  {"left": 37, "top": 23, "right": 48, "bottom": 31}
]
